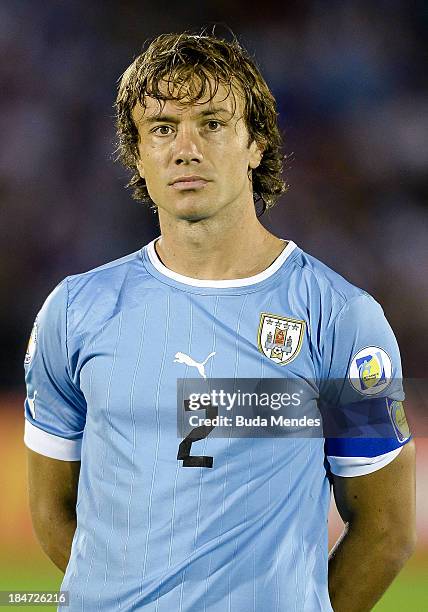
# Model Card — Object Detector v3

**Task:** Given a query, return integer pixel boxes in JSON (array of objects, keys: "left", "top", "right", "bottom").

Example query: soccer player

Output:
[{"left": 24, "top": 32, "right": 416, "bottom": 611}]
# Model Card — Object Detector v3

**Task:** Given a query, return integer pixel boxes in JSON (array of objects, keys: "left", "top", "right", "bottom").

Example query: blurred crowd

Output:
[{"left": 1, "top": 0, "right": 427, "bottom": 388}]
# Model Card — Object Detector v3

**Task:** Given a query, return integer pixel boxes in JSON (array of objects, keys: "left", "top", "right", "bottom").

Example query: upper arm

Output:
[
  {"left": 332, "top": 440, "right": 416, "bottom": 549},
  {"left": 24, "top": 280, "right": 86, "bottom": 527},
  {"left": 322, "top": 291, "right": 414, "bottom": 528},
  {"left": 23, "top": 280, "right": 86, "bottom": 461},
  {"left": 27, "top": 448, "right": 81, "bottom": 521}
]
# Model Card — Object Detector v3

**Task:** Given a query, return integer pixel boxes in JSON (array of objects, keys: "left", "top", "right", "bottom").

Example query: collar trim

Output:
[{"left": 146, "top": 238, "right": 297, "bottom": 288}]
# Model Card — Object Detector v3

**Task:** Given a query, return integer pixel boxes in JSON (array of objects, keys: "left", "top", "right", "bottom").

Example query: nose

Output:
[{"left": 172, "top": 125, "right": 203, "bottom": 165}]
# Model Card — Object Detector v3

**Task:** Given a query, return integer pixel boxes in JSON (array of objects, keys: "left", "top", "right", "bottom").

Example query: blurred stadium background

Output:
[{"left": 1, "top": 1, "right": 427, "bottom": 609}]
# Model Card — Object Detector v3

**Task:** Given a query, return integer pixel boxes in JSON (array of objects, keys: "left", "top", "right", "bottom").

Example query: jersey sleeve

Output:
[
  {"left": 23, "top": 279, "right": 87, "bottom": 461},
  {"left": 321, "top": 293, "right": 411, "bottom": 477}
]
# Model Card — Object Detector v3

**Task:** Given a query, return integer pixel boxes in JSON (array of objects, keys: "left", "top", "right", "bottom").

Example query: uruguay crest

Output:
[{"left": 258, "top": 313, "right": 305, "bottom": 365}]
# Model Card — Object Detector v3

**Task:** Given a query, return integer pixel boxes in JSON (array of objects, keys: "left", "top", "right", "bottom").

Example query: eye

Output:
[
  {"left": 206, "top": 120, "right": 222, "bottom": 131},
  {"left": 152, "top": 125, "right": 174, "bottom": 135}
]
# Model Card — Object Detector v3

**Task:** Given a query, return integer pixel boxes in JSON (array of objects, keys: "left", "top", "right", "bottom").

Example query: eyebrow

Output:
[{"left": 142, "top": 107, "right": 232, "bottom": 124}]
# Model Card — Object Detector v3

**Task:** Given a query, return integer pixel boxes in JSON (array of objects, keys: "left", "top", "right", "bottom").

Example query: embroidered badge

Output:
[
  {"left": 258, "top": 313, "right": 305, "bottom": 366},
  {"left": 24, "top": 318, "right": 38, "bottom": 365},
  {"left": 349, "top": 346, "right": 392, "bottom": 395},
  {"left": 387, "top": 399, "right": 410, "bottom": 443}
]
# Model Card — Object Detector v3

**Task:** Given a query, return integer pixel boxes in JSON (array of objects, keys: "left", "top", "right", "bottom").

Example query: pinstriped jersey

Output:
[{"left": 24, "top": 239, "right": 410, "bottom": 611}]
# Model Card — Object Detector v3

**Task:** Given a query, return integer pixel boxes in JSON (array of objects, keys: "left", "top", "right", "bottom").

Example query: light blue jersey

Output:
[{"left": 24, "top": 239, "right": 411, "bottom": 611}]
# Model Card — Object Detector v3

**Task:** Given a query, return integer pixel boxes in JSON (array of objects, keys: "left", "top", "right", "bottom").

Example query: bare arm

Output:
[
  {"left": 328, "top": 440, "right": 416, "bottom": 611},
  {"left": 27, "top": 448, "right": 80, "bottom": 573}
]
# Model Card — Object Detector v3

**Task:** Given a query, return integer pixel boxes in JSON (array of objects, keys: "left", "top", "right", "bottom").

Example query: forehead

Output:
[{"left": 132, "top": 79, "right": 244, "bottom": 124}]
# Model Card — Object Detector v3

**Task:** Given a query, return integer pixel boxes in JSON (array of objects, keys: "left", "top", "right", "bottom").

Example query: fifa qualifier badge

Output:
[
  {"left": 24, "top": 318, "right": 38, "bottom": 365},
  {"left": 348, "top": 346, "right": 392, "bottom": 395}
]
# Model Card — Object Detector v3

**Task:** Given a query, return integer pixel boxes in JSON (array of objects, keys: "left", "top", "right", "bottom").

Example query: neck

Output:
[{"left": 155, "top": 199, "right": 285, "bottom": 280}]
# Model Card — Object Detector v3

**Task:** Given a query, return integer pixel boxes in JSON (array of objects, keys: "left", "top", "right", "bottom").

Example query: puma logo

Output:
[{"left": 174, "top": 351, "right": 216, "bottom": 379}]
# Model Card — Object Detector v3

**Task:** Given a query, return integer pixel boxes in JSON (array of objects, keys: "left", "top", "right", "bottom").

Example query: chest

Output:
[{"left": 75, "top": 293, "right": 317, "bottom": 428}]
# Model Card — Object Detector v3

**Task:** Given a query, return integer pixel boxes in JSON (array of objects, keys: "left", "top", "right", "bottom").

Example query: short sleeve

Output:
[
  {"left": 24, "top": 279, "right": 87, "bottom": 461},
  {"left": 321, "top": 293, "right": 411, "bottom": 477}
]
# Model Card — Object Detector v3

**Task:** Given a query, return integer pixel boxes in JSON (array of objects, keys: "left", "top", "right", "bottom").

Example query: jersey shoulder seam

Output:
[
  {"left": 66, "top": 250, "right": 142, "bottom": 284},
  {"left": 290, "top": 258, "right": 362, "bottom": 309}
]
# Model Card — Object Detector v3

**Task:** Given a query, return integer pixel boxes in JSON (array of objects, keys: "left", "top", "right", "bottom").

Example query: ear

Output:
[{"left": 248, "top": 139, "right": 263, "bottom": 170}]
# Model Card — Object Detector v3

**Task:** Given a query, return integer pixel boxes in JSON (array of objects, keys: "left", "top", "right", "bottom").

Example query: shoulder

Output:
[
  {"left": 65, "top": 248, "right": 145, "bottom": 301},
  {"left": 291, "top": 246, "right": 368, "bottom": 304},
  {"left": 289, "top": 245, "right": 379, "bottom": 319},
  {"left": 37, "top": 248, "right": 151, "bottom": 340}
]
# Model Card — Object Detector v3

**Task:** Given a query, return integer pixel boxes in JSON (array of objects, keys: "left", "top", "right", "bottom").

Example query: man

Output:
[{"left": 24, "top": 32, "right": 415, "bottom": 611}]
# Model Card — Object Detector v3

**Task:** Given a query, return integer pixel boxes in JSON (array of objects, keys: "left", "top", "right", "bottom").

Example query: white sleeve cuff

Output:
[
  {"left": 24, "top": 419, "right": 82, "bottom": 461},
  {"left": 327, "top": 446, "right": 402, "bottom": 477}
]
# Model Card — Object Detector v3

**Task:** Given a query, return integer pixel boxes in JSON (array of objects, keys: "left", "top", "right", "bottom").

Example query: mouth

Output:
[{"left": 170, "top": 176, "right": 210, "bottom": 190}]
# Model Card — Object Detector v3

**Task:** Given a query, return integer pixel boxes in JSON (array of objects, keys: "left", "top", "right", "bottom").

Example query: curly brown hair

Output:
[{"left": 114, "top": 31, "right": 287, "bottom": 213}]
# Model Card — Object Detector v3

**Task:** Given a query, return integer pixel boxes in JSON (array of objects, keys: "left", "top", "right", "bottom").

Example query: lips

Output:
[{"left": 170, "top": 176, "right": 210, "bottom": 190}]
